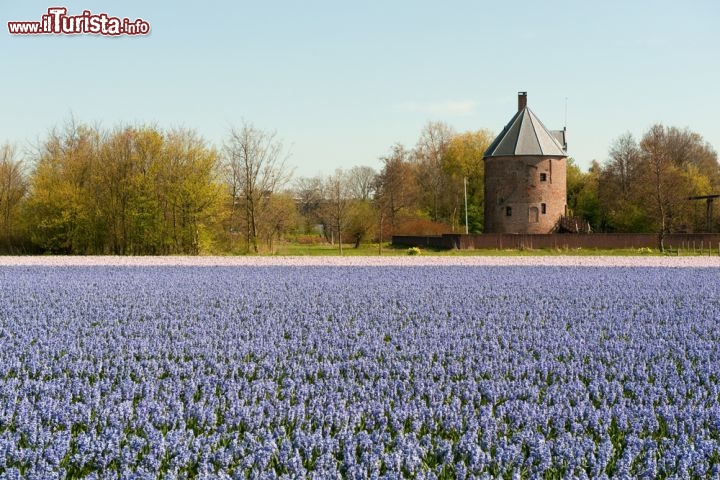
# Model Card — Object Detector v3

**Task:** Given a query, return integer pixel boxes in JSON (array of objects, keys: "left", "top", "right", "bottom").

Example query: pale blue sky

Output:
[{"left": 3, "top": 1, "right": 719, "bottom": 177}]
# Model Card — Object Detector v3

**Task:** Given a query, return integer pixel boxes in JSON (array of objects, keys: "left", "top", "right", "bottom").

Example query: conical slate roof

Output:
[{"left": 484, "top": 107, "right": 566, "bottom": 158}]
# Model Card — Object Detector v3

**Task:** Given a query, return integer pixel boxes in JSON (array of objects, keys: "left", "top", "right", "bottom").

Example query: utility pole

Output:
[{"left": 464, "top": 176, "right": 469, "bottom": 235}]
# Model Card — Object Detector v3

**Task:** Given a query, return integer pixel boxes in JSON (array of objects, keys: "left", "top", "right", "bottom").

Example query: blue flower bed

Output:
[{"left": 0, "top": 266, "right": 719, "bottom": 478}]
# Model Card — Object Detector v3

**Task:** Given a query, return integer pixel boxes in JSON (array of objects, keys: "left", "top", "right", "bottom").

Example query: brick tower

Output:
[{"left": 483, "top": 92, "right": 567, "bottom": 234}]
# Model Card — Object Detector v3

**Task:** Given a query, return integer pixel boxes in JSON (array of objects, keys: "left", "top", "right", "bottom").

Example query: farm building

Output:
[{"left": 484, "top": 92, "right": 568, "bottom": 234}]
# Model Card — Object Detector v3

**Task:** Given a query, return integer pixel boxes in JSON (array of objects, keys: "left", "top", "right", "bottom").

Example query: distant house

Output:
[{"left": 483, "top": 92, "right": 568, "bottom": 234}]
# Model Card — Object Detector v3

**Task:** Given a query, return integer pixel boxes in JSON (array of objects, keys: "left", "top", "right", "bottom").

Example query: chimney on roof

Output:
[{"left": 518, "top": 91, "right": 527, "bottom": 111}]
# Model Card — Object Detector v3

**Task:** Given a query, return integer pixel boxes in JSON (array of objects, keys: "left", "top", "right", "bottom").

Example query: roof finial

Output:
[{"left": 518, "top": 91, "right": 527, "bottom": 112}]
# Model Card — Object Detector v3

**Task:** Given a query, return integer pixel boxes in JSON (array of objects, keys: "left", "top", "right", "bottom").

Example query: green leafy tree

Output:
[
  {"left": 598, "top": 126, "right": 718, "bottom": 238},
  {"left": 24, "top": 121, "right": 222, "bottom": 254},
  {"left": 162, "top": 129, "right": 222, "bottom": 254},
  {"left": 443, "top": 130, "right": 493, "bottom": 232},
  {"left": 25, "top": 122, "right": 101, "bottom": 253},
  {"left": 638, "top": 125, "right": 717, "bottom": 247},
  {"left": 347, "top": 200, "right": 376, "bottom": 248},
  {"left": 574, "top": 160, "right": 603, "bottom": 231}
]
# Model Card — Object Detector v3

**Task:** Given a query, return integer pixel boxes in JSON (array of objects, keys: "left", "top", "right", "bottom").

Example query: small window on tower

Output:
[
  {"left": 541, "top": 203, "right": 547, "bottom": 214},
  {"left": 506, "top": 206, "right": 512, "bottom": 217},
  {"left": 540, "top": 173, "right": 547, "bottom": 182}
]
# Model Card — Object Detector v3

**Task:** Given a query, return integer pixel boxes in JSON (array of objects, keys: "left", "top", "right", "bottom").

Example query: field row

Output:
[
  {"left": 0, "top": 266, "right": 719, "bottom": 478},
  {"left": 1, "top": 255, "right": 720, "bottom": 267}
]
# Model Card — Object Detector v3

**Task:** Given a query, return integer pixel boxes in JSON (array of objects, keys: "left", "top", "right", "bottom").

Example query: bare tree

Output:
[
  {"left": 294, "top": 175, "right": 324, "bottom": 232},
  {"left": 259, "top": 192, "right": 298, "bottom": 252},
  {"left": 640, "top": 125, "right": 673, "bottom": 250},
  {"left": 607, "top": 132, "right": 641, "bottom": 199},
  {"left": 598, "top": 133, "right": 647, "bottom": 232},
  {"left": 0, "top": 143, "right": 27, "bottom": 252},
  {"left": 413, "top": 121, "right": 454, "bottom": 221},
  {"left": 376, "top": 143, "right": 418, "bottom": 233},
  {"left": 323, "top": 169, "right": 350, "bottom": 254},
  {"left": 224, "top": 122, "right": 292, "bottom": 253},
  {"left": 347, "top": 165, "right": 377, "bottom": 201}
]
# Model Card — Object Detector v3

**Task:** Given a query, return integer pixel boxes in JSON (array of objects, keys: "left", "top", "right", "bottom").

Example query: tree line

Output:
[
  {"left": 567, "top": 125, "right": 719, "bottom": 241},
  {"left": 0, "top": 119, "right": 718, "bottom": 254}
]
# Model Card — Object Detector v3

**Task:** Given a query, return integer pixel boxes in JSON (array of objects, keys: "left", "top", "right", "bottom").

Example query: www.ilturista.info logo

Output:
[{"left": 8, "top": 7, "right": 150, "bottom": 36}]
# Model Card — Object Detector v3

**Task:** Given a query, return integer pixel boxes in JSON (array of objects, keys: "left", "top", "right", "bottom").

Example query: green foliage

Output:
[
  {"left": 5, "top": 118, "right": 719, "bottom": 254},
  {"left": 466, "top": 204, "right": 484, "bottom": 233},
  {"left": 443, "top": 130, "right": 493, "bottom": 233},
  {"left": 597, "top": 126, "right": 719, "bottom": 234},
  {"left": 23, "top": 122, "right": 222, "bottom": 254},
  {"left": 347, "top": 200, "right": 376, "bottom": 248},
  {"left": 374, "top": 127, "right": 491, "bottom": 238}
]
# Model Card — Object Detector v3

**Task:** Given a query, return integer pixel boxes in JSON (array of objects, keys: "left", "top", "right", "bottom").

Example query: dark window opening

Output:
[
  {"left": 541, "top": 203, "right": 547, "bottom": 214},
  {"left": 505, "top": 206, "right": 512, "bottom": 217},
  {"left": 540, "top": 173, "right": 547, "bottom": 182}
]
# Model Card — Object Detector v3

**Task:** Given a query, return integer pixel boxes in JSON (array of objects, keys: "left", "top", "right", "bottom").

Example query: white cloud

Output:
[{"left": 398, "top": 100, "right": 478, "bottom": 116}]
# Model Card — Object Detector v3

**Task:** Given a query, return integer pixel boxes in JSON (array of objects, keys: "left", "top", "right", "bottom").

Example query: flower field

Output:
[{"left": 1, "top": 262, "right": 719, "bottom": 478}]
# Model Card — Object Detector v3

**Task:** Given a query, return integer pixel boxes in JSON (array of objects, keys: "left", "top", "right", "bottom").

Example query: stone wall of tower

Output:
[{"left": 483, "top": 156, "right": 567, "bottom": 234}]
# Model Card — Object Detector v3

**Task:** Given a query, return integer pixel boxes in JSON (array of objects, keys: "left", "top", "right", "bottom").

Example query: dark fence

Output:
[{"left": 392, "top": 233, "right": 720, "bottom": 252}]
